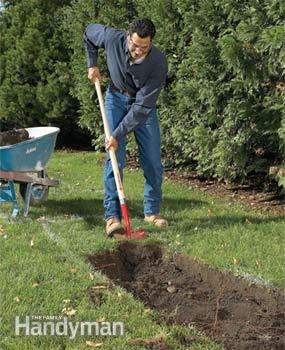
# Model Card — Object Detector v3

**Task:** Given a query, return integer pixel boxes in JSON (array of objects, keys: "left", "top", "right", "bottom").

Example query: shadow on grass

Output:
[
  {"left": 41, "top": 196, "right": 284, "bottom": 233},
  {"left": 41, "top": 197, "right": 206, "bottom": 228},
  {"left": 130, "top": 196, "right": 284, "bottom": 236},
  {"left": 198, "top": 214, "right": 285, "bottom": 226},
  {"left": 128, "top": 197, "right": 207, "bottom": 218},
  {"left": 178, "top": 214, "right": 285, "bottom": 237},
  {"left": 43, "top": 198, "right": 104, "bottom": 225}
]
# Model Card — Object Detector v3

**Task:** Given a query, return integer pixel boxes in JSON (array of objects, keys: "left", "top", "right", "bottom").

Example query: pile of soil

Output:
[
  {"left": 0, "top": 129, "right": 30, "bottom": 146},
  {"left": 88, "top": 242, "right": 285, "bottom": 350}
]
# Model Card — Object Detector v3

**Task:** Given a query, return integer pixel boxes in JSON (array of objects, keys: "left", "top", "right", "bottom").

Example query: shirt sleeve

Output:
[
  {"left": 83, "top": 24, "right": 108, "bottom": 68},
  {"left": 112, "top": 65, "right": 167, "bottom": 140}
]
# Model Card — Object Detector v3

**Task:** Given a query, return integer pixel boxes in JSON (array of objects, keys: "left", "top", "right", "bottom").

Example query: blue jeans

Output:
[{"left": 104, "top": 87, "right": 163, "bottom": 220}]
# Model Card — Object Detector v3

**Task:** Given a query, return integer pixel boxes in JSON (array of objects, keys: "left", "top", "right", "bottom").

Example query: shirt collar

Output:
[{"left": 124, "top": 33, "right": 129, "bottom": 54}]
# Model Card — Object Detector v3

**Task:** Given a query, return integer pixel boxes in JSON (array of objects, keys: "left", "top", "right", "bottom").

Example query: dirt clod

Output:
[
  {"left": 88, "top": 242, "right": 285, "bottom": 350},
  {"left": 0, "top": 128, "right": 30, "bottom": 146}
]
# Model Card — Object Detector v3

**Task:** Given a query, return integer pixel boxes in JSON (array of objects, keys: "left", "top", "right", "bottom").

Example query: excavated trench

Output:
[{"left": 88, "top": 242, "right": 284, "bottom": 350}]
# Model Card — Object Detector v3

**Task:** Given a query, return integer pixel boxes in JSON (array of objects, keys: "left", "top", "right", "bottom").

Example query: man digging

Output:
[{"left": 84, "top": 17, "right": 168, "bottom": 237}]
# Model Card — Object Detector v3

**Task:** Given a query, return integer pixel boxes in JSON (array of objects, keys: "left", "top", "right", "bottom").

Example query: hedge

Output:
[{"left": 1, "top": 0, "right": 284, "bottom": 183}]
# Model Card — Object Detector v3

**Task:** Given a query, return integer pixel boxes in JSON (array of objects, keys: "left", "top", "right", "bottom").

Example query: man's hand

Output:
[
  {"left": 105, "top": 136, "right": 118, "bottom": 151},
  {"left": 88, "top": 66, "right": 101, "bottom": 84}
]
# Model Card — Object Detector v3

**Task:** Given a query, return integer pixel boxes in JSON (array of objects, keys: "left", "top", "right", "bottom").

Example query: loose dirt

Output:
[
  {"left": 88, "top": 242, "right": 285, "bottom": 350},
  {"left": 0, "top": 129, "right": 30, "bottom": 146}
]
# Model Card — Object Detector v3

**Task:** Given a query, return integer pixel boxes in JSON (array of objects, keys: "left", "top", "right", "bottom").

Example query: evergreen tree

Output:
[
  {"left": 0, "top": 0, "right": 78, "bottom": 133},
  {"left": 1, "top": 0, "right": 284, "bottom": 183}
]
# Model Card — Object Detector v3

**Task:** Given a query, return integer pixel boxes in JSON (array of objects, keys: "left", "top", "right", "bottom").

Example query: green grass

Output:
[{"left": 0, "top": 151, "right": 284, "bottom": 350}]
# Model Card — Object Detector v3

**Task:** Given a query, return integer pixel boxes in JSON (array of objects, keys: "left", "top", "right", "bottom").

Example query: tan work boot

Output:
[
  {"left": 106, "top": 218, "right": 124, "bottom": 238},
  {"left": 144, "top": 215, "right": 168, "bottom": 227}
]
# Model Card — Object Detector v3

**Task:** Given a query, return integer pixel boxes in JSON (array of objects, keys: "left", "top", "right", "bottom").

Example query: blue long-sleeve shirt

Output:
[{"left": 83, "top": 24, "right": 168, "bottom": 140}]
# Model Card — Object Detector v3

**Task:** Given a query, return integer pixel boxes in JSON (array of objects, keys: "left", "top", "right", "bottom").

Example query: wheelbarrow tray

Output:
[
  {"left": 0, "top": 127, "right": 60, "bottom": 217},
  {"left": 0, "top": 127, "right": 59, "bottom": 172}
]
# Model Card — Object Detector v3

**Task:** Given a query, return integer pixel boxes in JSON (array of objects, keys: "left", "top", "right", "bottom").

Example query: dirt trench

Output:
[{"left": 88, "top": 242, "right": 285, "bottom": 350}]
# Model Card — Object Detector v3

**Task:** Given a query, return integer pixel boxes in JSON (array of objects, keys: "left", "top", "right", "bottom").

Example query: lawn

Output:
[{"left": 0, "top": 151, "right": 284, "bottom": 350}]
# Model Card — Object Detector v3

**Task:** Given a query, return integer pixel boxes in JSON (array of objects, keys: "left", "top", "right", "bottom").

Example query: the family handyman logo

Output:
[{"left": 15, "top": 316, "right": 124, "bottom": 339}]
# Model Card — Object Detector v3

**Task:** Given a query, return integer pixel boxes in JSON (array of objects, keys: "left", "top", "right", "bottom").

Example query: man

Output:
[{"left": 84, "top": 17, "right": 168, "bottom": 237}]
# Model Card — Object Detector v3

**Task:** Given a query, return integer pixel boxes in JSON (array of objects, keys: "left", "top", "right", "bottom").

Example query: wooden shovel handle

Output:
[{"left": 94, "top": 80, "right": 125, "bottom": 202}]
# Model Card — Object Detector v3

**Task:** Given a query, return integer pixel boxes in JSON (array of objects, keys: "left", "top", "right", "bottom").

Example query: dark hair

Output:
[{"left": 128, "top": 17, "right": 156, "bottom": 39}]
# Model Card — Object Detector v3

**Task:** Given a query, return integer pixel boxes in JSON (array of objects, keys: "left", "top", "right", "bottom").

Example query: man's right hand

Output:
[{"left": 88, "top": 66, "right": 101, "bottom": 84}]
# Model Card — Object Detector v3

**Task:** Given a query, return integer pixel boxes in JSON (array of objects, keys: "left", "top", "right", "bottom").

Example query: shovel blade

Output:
[
  {"left": 126, "top": 229, "right": 146, "bottom": 240},
  {"left": 113, "top": 229, "right": 146, "bottom": 240}
]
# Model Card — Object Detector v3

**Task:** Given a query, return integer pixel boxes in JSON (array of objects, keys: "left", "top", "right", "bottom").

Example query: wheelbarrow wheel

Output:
[{"left": 19, "top": 182, "right": 49, "bottom": 206}]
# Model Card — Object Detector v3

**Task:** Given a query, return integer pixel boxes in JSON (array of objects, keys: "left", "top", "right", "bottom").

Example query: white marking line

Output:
[
  {"left": 40, "top": 221, "right": 65, "bottom": 246},
  {"left": 40, "top": 220, "right": 79, "bottom": 261},
  {"left": 39, "top": 215, "right": 95, "bottom": 252},
  {"left": 236, "top": 270, "right": 273, "bottom": 288}
]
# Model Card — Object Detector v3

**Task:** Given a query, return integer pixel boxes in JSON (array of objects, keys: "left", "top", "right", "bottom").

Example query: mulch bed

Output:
[
  {"left": 126, "top": 158, "right": 285, "bottom": 216},
  {"left": 164, "top": 169, "right": 285, "bottom": 216}
]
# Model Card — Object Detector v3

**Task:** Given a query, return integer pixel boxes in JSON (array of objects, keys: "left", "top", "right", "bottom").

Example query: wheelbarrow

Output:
[{"left": 0, "top": 127, "right": 60, "bottom": 217}]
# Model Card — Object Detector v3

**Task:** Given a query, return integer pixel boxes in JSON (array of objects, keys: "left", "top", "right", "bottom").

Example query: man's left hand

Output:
[{"left": 105, "top": 136, "right": 118, "bottom": 151}]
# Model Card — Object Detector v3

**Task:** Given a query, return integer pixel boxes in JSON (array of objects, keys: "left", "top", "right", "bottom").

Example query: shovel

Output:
[{"left": 95, "top": 80, "right": 145, "bottom": 240}]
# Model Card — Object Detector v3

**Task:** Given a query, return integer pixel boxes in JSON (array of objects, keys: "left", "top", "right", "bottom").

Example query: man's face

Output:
[{"left": 127, "top": 32, "right": 152, "bottom": 60}]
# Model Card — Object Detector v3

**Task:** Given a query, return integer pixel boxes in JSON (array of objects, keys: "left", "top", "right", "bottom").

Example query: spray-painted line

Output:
[
  {"left": 234, "top": 270, "right": 273, "bottom": 288},
  {"left": 40, "top": 221, "right": 65, "bottom": 246},
  {"left": 39, "top": 219, "right": 83, "bottom": 264}
]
